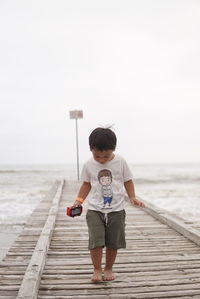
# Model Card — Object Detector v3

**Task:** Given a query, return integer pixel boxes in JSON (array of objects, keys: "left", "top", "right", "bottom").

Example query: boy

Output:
[{"left": 73, "top": 127, "right": 145, "bottom": 283}]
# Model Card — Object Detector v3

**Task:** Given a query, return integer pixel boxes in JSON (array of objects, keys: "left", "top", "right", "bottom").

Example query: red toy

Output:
[{"left": 66, "top": 205, "right": 83, "bottom": 217}]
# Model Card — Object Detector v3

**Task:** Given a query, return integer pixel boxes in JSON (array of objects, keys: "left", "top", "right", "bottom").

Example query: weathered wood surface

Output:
[
  {"left": 17, "top": 180, "right": 64, "bottom": 299},
  {"left": 1, "top": 180, "right": 200, "bottom": 298},
  {"left": 141, "top": 198, "right": 200, "bottom": 248}
]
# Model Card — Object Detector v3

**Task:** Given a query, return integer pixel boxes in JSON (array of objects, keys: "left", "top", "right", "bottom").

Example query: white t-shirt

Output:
[{"left": 81, "top": 154, "right": 133, "bottom": 213}]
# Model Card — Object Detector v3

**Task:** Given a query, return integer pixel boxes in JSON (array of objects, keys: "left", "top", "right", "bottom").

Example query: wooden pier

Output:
[{"left": 1, "top": 180, "right": 200, "bottom": 298}]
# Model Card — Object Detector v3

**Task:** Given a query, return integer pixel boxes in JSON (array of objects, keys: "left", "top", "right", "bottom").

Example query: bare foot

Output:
[
  {"left": 91, "top": 269, "right": 103, "bottom": 283},
  {"left": 103, "top": 268, "right": 115, "bottom": 281}
]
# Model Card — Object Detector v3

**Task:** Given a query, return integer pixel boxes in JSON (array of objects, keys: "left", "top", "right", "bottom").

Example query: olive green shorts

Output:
[{"left": 86, "top": 209, "right": 126, "bottom": 250}]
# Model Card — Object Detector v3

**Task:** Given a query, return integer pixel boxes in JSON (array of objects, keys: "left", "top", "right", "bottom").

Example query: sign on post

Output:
[
  {"left": 69, "top": 110, "right": 83, "bottom": 181},
  {"left": 70, "top": 110, "right": 83, "bottom": 119}
]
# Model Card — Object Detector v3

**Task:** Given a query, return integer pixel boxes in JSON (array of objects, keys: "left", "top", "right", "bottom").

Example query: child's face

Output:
[{"left": 91, "top": 149, "right": 114, "bottom": 164}]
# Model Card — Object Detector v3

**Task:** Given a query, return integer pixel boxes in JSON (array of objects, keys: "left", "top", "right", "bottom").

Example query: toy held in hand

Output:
[{"left": 66, "top": 205, "right": 83, "bottom": 217}]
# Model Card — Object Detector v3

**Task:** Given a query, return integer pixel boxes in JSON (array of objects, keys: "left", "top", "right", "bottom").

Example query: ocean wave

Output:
[
  {"left": 0, "top": 170, "right": 50, "bottom": 174},
  {"left": 135, "top": 177, "right": 200, "bottom": 184},
  {"left": 0, "top": 171, "right": 199, "bottom": 183},
  {"left": 0, "top": 163, "right": 199, "bottom": 226}
]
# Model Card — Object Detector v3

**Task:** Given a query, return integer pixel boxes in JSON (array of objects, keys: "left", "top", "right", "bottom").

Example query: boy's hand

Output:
[
  {"left": 74, "top": 200, "right": 82, "bottom": 206},
  {"left": 130, "top": 197, "right": 145, "bottom": 208}
]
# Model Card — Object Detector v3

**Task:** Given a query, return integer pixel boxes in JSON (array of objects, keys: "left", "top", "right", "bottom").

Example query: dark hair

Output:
[{"left": 89, "top": 127, "right": 117, "bottom": 151}]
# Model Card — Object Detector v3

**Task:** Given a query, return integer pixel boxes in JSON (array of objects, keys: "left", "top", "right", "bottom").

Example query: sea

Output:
[{"left": 0, "top": 163, "right": 200, "bottom": 227}]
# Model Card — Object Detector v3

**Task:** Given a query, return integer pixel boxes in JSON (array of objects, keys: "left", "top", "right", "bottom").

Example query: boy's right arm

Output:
[{"left": 74, "top": 181, "right": 91, "bottom": 205}]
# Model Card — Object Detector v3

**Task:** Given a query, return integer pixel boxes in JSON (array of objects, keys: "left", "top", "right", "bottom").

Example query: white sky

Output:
[{"left": 0, "top": 0, "right": 200, "bottom": 164}]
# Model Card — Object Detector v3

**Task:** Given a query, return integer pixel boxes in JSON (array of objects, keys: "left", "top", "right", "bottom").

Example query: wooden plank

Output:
[
  {"left": 16, "top": 180, "right": 64, "bottom": 299},
  {"left": 143, "top": 199, "right": 200, "bottom": 247},
  {"left": 37, "top": 288, "right": 200, "bottom": 298}
]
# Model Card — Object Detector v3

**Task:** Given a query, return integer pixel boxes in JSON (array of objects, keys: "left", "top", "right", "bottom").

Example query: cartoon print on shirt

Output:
[{"left": 98, "top": 169, "right": 113, "bottom": 209}]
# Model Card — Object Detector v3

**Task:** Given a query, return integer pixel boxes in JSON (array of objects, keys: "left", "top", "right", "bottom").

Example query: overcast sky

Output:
[{"left": 0, "top": 0, "right": 200, "bottom": 165}]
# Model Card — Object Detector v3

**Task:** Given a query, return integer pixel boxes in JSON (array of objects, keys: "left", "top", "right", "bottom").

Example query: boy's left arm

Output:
[{"left": 124, "top": 180, "right": 145, "bottom": 208}]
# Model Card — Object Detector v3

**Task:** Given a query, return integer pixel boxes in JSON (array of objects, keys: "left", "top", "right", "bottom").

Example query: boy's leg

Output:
[
  {"left": 90, "top": 246, "right": 103, "bottom": 282},
  {"left": 104, "top": 210, "right": 126, "bottom": 281},
  {"left": 86, "top": 211, "right": 105, "bottom": 282},
  {"left": 104, "top": 247, "right": 117, "bottom": 281}
]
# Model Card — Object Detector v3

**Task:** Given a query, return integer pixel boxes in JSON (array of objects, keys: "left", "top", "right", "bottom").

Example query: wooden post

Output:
[{"left": 69, "top": 110, "right": 83, "bottom": 181}]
